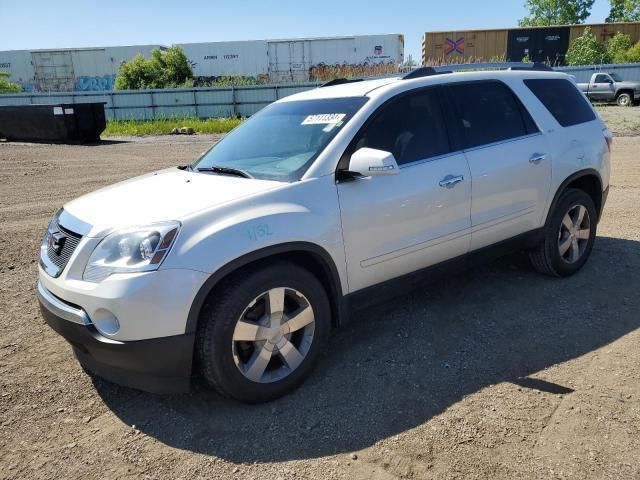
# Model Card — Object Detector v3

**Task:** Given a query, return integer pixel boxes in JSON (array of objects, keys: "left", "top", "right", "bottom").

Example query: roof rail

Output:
[
  {"left": 402, "top": 62, "right": 553, "bottom": 80},
  {"left": 320, "top": 78, "right": 364, "bottom": 87}
]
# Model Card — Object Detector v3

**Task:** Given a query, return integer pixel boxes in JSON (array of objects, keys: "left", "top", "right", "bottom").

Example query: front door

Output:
[
  {"left": 337, "top": 87, "right": 472, "bottom": 293},
  {"left": 589, "top": 74, "right": 615, "bottom": 102}
]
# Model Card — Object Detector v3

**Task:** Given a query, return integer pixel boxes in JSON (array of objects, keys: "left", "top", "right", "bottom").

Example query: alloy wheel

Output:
[
  {"left": 557, "top": 204, "right": 591, "bottom": 264},
  {"left": 231, "top": 288, "right": 315, "bottom": 383}
]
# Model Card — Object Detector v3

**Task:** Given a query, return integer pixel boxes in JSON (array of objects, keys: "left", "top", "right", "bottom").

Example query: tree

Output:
[
  {"left": 0, "top": 72, "right": 22, "bottom": 94},
  {"left": 606, "top": 0, "right": 640, "bottom": 22},
  {"left": 565, "top": 27, "right": 609, "bottom": 65},
  {"left": 519, "top": 0, "right": 595, "bottom": 26},
  {"left": 624, "top": 42, "right": 640, "bottom": 62},
  {"left": 606, "top": 31, "right": 633, "bottom": 63},
  {"left": 114, "top": 45, "right": 193, "bottom": 90}
]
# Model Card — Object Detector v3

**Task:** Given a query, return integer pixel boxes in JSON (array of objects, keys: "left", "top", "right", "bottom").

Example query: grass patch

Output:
[
  {"left": 595, "top": 105, "right": 640, "bottom": 136},
  {"left": 103, "top": 117, "right": 242, "bottom": 137}
]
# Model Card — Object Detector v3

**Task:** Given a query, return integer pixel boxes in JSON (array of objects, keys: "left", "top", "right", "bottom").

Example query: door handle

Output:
[
  {"left": 529, "top": 153, "right": 547, "bottom": 164},
  {"left": 439, "top": 175, "right": 464, "bottom": 188}
]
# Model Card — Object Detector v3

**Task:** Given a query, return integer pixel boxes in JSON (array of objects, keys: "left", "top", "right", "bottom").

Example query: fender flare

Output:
[{"left": 184, "top": 241, "right": 346, "bottom": 334}]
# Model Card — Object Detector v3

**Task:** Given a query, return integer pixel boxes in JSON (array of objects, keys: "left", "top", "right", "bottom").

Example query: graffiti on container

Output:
[
  {"left": 17, "top": 81, "right": 42, "bottom": 92},
  {"left": 0, "top": 62, "right": 11, "bottom": 69},
  {"left": 445, "top": 37, "right": 465, "bottom": 55},
  {"left": 75, "top": 74, "right": 116, "bottom": 91},
  {"left": 309, "top": 62, "right": 397, "bottom": 82}
]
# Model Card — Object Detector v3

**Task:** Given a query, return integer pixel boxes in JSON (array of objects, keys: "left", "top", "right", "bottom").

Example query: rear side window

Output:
[
  {"left": 524, "top": 79, "right": 596, "bottom": 127},
  {"left": 447, "top": 81, "right": 537, "bottom": 149},
  {"left": 353, "top": 87, "right": 450, "bottom": 165}
]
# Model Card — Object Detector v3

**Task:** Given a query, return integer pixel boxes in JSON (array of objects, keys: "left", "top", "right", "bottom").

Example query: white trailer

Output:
[
  {"left": 0, "top": 45, "right": 162, "bottom": 92},
  {"left": 0, "top": 34, "right": 404, "bottom": 92},
  {"left": 181, "top": 34, "right": 405, "bottom": 83}
]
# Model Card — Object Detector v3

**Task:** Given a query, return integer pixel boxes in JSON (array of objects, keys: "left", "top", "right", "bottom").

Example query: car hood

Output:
[{"left": 62, "top": 168, "right": 283, "bottom": 237}]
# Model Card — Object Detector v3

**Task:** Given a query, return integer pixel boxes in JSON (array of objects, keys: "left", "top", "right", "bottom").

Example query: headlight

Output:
[
  {"left": 41, "top": 209, "right": 62, "bottom": 251},
  {"left": 83, "top": 222, "right": 180, "bottom": 283}
]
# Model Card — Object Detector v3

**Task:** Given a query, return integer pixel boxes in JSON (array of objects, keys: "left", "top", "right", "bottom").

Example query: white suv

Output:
[{"left": 37, "top": 63, "right": 611, "bottom": 403}]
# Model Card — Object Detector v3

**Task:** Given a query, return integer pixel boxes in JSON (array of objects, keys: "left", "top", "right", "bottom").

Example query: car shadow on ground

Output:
[{"left": 93, "top": 235, "right": 640, "bottom": 463}]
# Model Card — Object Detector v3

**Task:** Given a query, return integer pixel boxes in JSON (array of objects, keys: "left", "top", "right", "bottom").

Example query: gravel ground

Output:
[
  {"left": 596, "top": 105, "right": 640, "bottom": 136},
  {"left": 0, "top": 132, "right": 639, "bottom": 480}
]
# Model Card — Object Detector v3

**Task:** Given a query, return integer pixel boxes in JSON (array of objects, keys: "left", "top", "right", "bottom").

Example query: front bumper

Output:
[{"left": 37, "top": 281, "right": 194, "bottom": 393}]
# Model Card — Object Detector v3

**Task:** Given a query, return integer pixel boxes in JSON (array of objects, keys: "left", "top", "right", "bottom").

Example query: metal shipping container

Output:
[
  {"left": 422, "top": 29, "right": 508, "bottom": 64},
  {"left": 0, "top": 45, "right": 162, "bottom": 93},
  {"left": 1, "top": 35, "right": 403, "bottom": 92},
  {"left": 506, "top": 26, "right": 570, "bottom": 64},
  {"left": 180, "top": 34, "right": 404, "bottom": 83},
  {"left": 0, "top": 103, "right": 106, "bottom": 143},
  {"left": 423, "top": 22, "right": 640, "bottom": 66},
  {"left": 569, "top": 22, "right": 640, "bottom": 44}
]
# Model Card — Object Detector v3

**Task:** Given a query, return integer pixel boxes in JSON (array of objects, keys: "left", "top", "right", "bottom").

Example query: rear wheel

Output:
[
  {"left": 617, "top": 92, "right": 633, "bottom": 107},
  {"left": 529, "top": 189, "right": 597, "bottom": 277},
  {"left": 196, "top": 261, "right": 331, "bottom": 403}
]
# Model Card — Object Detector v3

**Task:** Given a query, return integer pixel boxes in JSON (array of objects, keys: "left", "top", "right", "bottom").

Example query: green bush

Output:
[
  {"left": 197, "top": 76, "right": 261, "bottom": 87},
  {"left": 0, "top": 72, "right": 22, "bottom": 94},
  {"left": 565, "top": 27, "right": 609, "bottom": 65},
  {"left": 115, "top": 45, "right": 194, "bottom": 90},
  {"left": 606, "top": 32, "right": 633, "bottom": 63},
  {"left": 624, "top": 42, "right": 640, "bottom": 63}
]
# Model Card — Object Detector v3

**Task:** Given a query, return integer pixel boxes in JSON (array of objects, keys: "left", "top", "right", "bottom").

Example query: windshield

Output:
[
  {"left": 193, "top": 97, "right": 369, "bottom": 181},
  {"left": 610, "top": 73, "right": 623, "bottom": 82}
]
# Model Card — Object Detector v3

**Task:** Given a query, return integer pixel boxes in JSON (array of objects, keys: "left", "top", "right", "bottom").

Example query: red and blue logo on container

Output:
[{"left": 445, "top": 37, "right": 464, "bottom": 55}]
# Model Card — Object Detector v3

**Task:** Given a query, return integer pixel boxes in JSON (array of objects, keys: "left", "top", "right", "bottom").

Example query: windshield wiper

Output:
[{"left": 196, "top": 166, "right": 253, "bottom": 179}]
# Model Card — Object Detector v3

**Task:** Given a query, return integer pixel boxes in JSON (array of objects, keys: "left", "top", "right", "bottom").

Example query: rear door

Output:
[{"left": 446, "top": 80, "right": 552, "bottom": 251}]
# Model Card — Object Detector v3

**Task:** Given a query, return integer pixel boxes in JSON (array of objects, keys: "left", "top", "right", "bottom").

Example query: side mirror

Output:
[{"left": 347, "top": 147, "right": 399, "bottom": 177}]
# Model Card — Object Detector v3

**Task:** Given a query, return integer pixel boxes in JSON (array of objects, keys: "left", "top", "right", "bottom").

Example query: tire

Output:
[
  {"left": 617, "top": 92, "right": 632, "bottom": 107},
  {"left": 196, "top": 261, "right": 331, "bottom": 403},
  {"left": 529, "top": 188, "right": 597, "bottom": 277}
]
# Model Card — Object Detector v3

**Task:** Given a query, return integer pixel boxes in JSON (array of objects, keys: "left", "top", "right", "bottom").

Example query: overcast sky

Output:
[{"left": 0, "top": 0, "right": 613, "bottom": 60}]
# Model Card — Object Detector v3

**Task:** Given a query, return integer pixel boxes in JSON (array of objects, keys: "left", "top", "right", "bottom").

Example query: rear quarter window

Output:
[
  {"left": 447, "top": 81, "right": 538, "bottom": 149},
  {"left": 524, "top": 78, "right": 596, "bottom": 127}
]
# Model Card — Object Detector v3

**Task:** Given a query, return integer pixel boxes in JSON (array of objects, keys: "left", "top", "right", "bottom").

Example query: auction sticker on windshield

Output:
[{"left": 301, "top": 113, "right": 346, "bottom": 125}]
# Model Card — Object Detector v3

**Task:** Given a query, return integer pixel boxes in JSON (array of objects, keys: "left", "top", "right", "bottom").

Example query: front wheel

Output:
[
  {"left": 196, "top": 261, "right": 331, "bottom": 403},
  {"left": 617, "top": 92, "right": 632, "bottom": 107},
  {"left": 529, "top": 189, "right": 597, "bottom": 277}
]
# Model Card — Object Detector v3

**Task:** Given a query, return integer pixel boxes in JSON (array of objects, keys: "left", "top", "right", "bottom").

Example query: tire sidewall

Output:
[
  {"left": 617, "top": 93, "right": 632, "bottom": 106},
  {"left": 544, "top": 190, "right": 597, "bottom": 276},
  {"left": 200, "top": 262, "right": 331, "bottom": 403}
]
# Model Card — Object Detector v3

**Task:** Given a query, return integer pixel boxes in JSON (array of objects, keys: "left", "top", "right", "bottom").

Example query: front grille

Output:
[{"left": 45, "top": 220, "right": 82, "bottom": 274}]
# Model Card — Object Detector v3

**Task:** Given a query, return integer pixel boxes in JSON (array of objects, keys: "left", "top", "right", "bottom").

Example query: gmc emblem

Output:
[{"left": 48, "top": 231, "right": 66, "bottom": 255}]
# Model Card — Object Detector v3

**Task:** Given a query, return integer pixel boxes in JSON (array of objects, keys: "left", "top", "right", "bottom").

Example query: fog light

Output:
[{"left": 92, "top": 308, "right": 120, "bottom": 335}]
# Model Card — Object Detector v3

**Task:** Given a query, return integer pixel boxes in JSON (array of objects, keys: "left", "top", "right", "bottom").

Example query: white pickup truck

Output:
[{"left": 577, "top": 72, "right": 640, "bottom": 106}]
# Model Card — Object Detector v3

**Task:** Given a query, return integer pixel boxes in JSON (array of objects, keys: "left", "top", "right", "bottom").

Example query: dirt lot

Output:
[{"left": 1, "top": 126, "right": 639, "bottom": 480}]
